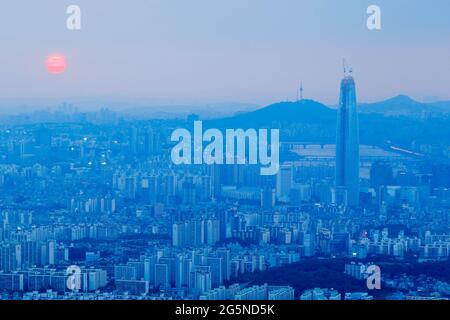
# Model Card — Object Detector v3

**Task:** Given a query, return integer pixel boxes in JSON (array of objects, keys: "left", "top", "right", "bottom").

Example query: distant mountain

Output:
[
  {"left": 359, "top": 95, "right": 450, "bottom": 117},
  {"left": 210, "top": 99, "right": 335, "bottom": 128},
  {"left": 207, "top": 96, "right": 450, "bottom": 146}
]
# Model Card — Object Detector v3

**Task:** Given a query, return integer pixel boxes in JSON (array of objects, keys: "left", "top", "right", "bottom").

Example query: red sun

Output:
[{"left": 46, "top": 55, "right": 66, "bottom": 74}]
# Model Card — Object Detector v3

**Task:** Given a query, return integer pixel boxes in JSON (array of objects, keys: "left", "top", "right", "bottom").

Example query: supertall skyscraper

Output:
[{"left": 335, "top": 67, "right": 360, "bottom": 206}]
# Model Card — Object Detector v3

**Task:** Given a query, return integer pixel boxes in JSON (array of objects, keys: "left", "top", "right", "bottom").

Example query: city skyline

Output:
[
  {"left": 0, "top": 67, "right": 448, "bottom": 300},
  {"left": 0, "top": 0, "right": 449, "bottom": 305}
]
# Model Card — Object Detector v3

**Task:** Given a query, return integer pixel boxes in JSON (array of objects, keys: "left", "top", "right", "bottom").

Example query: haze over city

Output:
[{"left": 0, "top": 0, "right": 449, "bottom": 305}]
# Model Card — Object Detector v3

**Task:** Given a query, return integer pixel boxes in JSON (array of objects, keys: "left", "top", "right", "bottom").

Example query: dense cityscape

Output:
[{"left": 0, "top": 72, "right": 449, "bottom": 301}]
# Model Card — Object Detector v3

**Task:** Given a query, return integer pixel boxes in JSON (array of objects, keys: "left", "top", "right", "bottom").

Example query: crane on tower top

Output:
[
  {"left": 343, "top": 59, "right": 353, "bottom": 77},
  {"left": 299, "top": 81, "right": 304, "bottom": 101}
]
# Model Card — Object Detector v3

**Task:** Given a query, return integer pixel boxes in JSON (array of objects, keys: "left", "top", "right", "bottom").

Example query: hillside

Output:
[
  {"left": 205, "top": 97, "right": 450, "bottom": 147},
  {"left": 210, "top": 99, "right": 335, "bottom": 128},
  {"left": 359, "top": 95, "right": 450, "bottom": 117}
]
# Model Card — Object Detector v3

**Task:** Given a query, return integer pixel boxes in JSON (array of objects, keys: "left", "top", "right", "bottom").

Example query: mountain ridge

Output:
[
  {"left": 210, "top": 99, "right": 335, "bottom": 128},
  {"left": 210, "top": 94, "right": 450, "bottom": 127},
  {"left": 359, "top": 95, "right": 450, "bottom": 116},
  {"left": 206, "top": 95, "right": 450, "bottom": 146}
]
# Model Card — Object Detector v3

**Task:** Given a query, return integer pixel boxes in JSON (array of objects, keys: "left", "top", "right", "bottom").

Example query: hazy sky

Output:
[{"left": 1, "top": 0, "right": 449, "bottom": 107}]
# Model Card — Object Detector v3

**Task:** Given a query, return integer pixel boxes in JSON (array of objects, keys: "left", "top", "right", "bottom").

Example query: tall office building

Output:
[
  {"left": 335, "top": 68, "right": 360, "bottom": 206},
  {"left": 145, "top": 127, "right": 161, "bottom": 156},
  {"left": 154, "top": 263, "right": 170, "bottom": 288},
  {"left": 129, "top": 126, "right": 138, "bottom": 154},
  {"left": 209, "top": 164, "right": 222, "bottom": 199},
  {"left": 276, "top": 164, "right": 293, "bottom": 202},
  {"left": 205, "top": 218, "right": 220, "bottom": 246},
  {"left": 261, "top": 186, "right": 275, "bottom": 210},
  {"left": 172, "top": 222, "right": 186, "bottom": 248}
]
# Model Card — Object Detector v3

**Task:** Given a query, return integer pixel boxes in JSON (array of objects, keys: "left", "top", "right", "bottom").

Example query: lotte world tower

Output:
[{"left": 335, "top": 67, "right": 360, "bottom": 207}]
